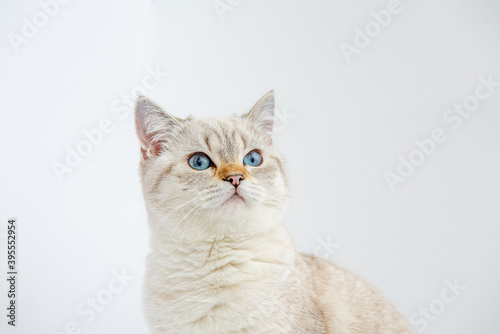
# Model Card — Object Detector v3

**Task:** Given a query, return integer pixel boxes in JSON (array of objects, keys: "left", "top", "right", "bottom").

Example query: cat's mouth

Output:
[
  {"left": 225, "top": 191, "right": 246, "bottom": 205},
  {"left": 230, "top": 192, "right": 245, "bottom": 201}
]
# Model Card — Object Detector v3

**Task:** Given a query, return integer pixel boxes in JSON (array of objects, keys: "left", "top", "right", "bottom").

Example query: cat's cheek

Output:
[{"left": 251, "top": 163, "right": 279, "bottom": 181}]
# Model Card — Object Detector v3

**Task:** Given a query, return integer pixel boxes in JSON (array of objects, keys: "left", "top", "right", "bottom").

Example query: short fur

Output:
[{"left": 135, "top": 92, "right": 413, "bottom": 334}]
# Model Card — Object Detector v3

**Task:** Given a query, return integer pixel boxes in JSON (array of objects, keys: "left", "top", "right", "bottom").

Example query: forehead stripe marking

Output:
[
  {"left": 271, "top": 156, "right": 289, "bottom": 188},
  {"left": 204, "top": 135, "right": 211, "bottom": 152},
  {"left": 239, "top": 133, "right": 247, "bottom": 149}
]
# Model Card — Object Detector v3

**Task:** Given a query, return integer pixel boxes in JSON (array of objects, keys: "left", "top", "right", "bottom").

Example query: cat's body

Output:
[{"left": 135, "top": 92, "right": 412, "bottom": 334}]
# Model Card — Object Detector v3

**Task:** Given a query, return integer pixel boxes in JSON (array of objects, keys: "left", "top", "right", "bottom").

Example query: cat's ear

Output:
[
  {"left": 134, "top": 96, "right": 183, "bottom": 160},
  {"left": 243, "top": 91, "right": 275, "bottom": 143}
]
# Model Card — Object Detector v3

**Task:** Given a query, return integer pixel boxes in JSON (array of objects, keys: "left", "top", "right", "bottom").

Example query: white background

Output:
[{"left": 1, "top": 0, "right": 499, "bottom": 333}]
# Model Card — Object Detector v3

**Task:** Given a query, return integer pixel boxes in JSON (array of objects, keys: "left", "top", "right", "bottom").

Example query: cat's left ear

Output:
[
  {"left": 135, "top": 96, "right": 183, "bottom": 160},
  {"left": 242, "top": 91, "right": 275, "bottom": 144}
]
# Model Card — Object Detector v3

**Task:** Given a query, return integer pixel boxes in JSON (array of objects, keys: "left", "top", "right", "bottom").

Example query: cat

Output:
[{"left": 134, "top": 91, "right": 413, "bottom": 334}]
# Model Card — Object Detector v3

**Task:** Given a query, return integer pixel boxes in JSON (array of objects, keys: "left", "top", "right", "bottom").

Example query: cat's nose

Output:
[{"left": 225, "top": 174, "right": 244, "bottom": 187}]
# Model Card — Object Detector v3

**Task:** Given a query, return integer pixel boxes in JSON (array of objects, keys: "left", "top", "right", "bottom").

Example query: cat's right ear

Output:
[
  {"left": 134, "top": 96, "right": 182, "bottom": 160},
  {"left": 242, "top": 91, "right": 275, "bottom": 144}
]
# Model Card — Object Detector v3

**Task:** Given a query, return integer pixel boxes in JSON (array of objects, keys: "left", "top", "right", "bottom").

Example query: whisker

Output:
[
  {"left": 153, "top": 197, "right": 200, "bottom": 234},
  {"left": 167, "top": 202, "right": 204, "bottom": 241},
  {"left": 179, "top": 199, "right": 213, "bottom": 248}
]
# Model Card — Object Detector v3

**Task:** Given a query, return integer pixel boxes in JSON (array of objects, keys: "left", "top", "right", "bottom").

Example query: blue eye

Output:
[
  {"left": 244, "top": 151, "right": 263, "bottom": 166},
  {"left": 189, "top": 153, "right": 212, "bottom": 170}
]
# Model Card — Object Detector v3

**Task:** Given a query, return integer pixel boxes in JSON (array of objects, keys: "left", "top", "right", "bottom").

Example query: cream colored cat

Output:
[{"left": 135, "top": 92, "right": 413, "bottom": 334}]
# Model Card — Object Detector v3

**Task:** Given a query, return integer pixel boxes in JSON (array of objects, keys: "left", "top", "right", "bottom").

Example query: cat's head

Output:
[{"left": 135, "top": 92, "right": 290, "bottom": 240}]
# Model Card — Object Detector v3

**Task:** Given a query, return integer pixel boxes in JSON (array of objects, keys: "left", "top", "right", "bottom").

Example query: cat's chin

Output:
[{"left": 218, "top": 192, "right": 249, "bottom": 214}]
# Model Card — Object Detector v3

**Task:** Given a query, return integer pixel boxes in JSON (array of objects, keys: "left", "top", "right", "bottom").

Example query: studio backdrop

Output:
[{"left": 1, "top": 0, "right": 499, "bottom": 333}]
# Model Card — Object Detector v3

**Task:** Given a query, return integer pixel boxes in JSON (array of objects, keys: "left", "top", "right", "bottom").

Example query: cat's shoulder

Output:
[
  {"left": 301, "top": 254, "right": 350, "bottom": 278},
  {"left": 300, "top": 254, "right": 377, "bottom": 294}
]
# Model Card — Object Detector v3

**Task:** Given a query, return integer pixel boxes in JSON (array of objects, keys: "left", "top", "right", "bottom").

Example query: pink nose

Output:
[{"left": 225, "top": 174, "right": 244, "bottom": 187}]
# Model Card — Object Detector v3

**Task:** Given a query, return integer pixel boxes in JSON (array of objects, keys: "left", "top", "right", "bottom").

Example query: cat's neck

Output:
[
  {"left": 144, "top": 221, "right": 300, "bottom": 333},
  {"left": 149, "top": 203, "right": 288, "bottom": 247},
  {"left": 149, "top": 216, "right": 297, "bottom": 273}
]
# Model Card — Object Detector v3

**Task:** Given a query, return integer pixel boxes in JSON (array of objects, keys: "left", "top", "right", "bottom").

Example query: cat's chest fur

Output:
[{"left": 143, "top": 228, "right": 327, "bottom": 334}]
